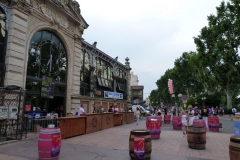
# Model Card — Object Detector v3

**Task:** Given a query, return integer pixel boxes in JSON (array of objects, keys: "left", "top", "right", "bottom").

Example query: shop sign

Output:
[
  {"left": 104, "top": 91, "right": 123, "bottom": 99},
  {"left": 41, "top": 76, "right": 55, "bottom": 99}
]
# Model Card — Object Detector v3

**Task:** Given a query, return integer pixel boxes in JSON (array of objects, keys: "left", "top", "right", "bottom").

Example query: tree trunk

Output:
[{"left": 226, "top": 90, "right": 233, "bottom": 109}]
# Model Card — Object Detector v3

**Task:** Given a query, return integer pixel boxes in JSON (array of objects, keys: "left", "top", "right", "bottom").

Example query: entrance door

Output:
[{"left": 49, "top": 96, "right": 64, "bottom": 117}]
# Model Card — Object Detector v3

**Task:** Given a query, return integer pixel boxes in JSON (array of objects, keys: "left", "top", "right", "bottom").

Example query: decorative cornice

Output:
[{"left": 11, "top": 0, "right": 32, "bottom": 14}]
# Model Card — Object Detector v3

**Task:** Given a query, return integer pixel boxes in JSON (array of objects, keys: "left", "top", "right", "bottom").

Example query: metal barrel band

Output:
[{"left": 129, "top": 137, "right": 151, "bottom": 142}]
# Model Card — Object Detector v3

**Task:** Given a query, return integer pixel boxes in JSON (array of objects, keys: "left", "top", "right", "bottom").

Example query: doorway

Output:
[{"left": 49, "top": 96, "right": 65, "bottom": 117}]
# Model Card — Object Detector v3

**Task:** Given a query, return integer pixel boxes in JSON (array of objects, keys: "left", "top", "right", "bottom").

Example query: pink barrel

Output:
[
  {"left": 146, "top": 116, "right": 162, "bottom": 128},
  {"left": 193, "top": 119, "right": 206, "bottom": 132},
  {"left": 146, "top": 116, "right": 161, "bottom": 139},
  {"left": 164, "top": 115, "right": 171, "bottom": 124},
  {"left": 208, "top": 116, "right": 219, "bottom": 131},
  {"left": 38, "top": 127, "right": 61, "bottom": 160},
  {"left": 172, "top": 116, "right": 182, "bottom": 130}
]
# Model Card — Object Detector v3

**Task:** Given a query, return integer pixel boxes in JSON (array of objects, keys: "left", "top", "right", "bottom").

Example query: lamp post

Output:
[
  {"left": 177, "top": 94, "right": 182, "bottom": 115},
  {"left": 202, "top": 97, "right": 206, "bottom": 106}
]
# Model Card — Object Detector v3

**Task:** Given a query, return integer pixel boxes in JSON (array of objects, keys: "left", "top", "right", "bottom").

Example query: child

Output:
[{"left": 181, "top": 110, "right": 188, "bottom": 136}]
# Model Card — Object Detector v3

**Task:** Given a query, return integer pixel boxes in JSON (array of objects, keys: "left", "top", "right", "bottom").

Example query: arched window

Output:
[
  {"left": 0, "top": 7, "right": 6, "bottom": 87},
  {"left": 25, "top": 30, "right": 67, "bottom": 115},
  {"left": 27, "top": 30, "right": 67, "bottom": 83}
]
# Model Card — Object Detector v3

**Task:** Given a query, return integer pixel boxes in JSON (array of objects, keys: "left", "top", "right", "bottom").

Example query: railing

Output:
[
  {"left": 0, "top": 119, "right": 26, "bottom": 142},
  {"left": 25, "top": 115, "right": 59, "bottom": 133}
]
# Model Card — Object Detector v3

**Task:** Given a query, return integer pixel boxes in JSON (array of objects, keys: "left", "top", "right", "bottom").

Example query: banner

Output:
[
  {"left": 41, "top": 76, "right": 55, "bottom": 99},
  {"left": 104, "top": 91, "right": 123, "bottom": 99}
]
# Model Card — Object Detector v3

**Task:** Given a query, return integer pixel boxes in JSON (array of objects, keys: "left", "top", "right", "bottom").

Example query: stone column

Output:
[
  {"left": 4, "top": 4, "right": 30, "bottom": 87},
  {"left": 125, "top": 57, "right": 132, "bottom": 106}
]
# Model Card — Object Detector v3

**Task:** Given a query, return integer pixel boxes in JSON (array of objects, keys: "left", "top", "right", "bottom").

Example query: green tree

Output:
[{"left": 193, "top": 0, "right": 240, "bottom": 109}]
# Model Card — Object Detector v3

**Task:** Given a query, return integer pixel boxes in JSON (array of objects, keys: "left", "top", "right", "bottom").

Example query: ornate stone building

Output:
[{"left": 0, "top": 0, "right": 131, "bottom": 117}]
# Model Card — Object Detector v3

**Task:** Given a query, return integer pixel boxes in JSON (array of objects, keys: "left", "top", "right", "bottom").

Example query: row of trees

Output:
[{"left": 149, "top": 0, "right": 240, "bottom": 110}]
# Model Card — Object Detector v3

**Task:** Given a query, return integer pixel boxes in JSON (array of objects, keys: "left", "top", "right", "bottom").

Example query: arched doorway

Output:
[{"left": 25, "top": 30, "right": 67, "bottom": 117}]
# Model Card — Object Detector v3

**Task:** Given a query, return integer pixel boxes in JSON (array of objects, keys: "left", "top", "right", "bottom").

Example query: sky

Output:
[{"left": 77, "top": 0, "right": 225, "bottom": 99}]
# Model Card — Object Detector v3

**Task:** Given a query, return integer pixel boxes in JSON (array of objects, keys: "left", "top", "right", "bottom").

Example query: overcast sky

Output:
[{"left": 77, "top": 0, "right": 225, "bottom": 99}]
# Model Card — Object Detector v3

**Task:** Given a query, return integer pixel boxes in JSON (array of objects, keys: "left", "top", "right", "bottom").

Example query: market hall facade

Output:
[{"left": 0, "top": 0, "right": 131, "bottom": 117}]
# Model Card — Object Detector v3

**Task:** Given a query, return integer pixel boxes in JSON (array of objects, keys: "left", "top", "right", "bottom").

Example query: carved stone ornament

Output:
[{"left": 11, "top": 0, "right": 32, "bottom": 14}]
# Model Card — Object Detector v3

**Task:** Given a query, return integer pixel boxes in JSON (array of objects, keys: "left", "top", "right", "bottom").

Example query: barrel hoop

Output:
[
  {"left": 229, "top": 142, "right": 240, "bottom": 148},
  {"left": 40, "top": 130, "right": 60, "bottom": 134},
  {"left": 38, "top": 138, "right": 52, "bottom": 141},
  {"left": 129, "top": 150, "right": 152, "bottom": 155},
  {"left": 230, "top": 137, "right": 240, "bottom": 143},
  {"left": 38, "top": 150, "right": 51, "bottom": 154},
  {"left": 229, "top": 145, "right": 240, "bottom": 151},
  {"left": 40, "top": 129, "right": 60, "bottom": 134},
  {"left": 39, "top": 156, "right": 59, "bottom": 160},
  {"left": 187, "top": 141, "right": 206, "bottom": 144},
  {"left": 131, "top": 130, "right": 150, "bottom": 136},
  {"left": 129, "top": 138, "right": 152, "bottom": 142},
  {"left": 187, "top": 132, "right": 206, "bottom": 134}
]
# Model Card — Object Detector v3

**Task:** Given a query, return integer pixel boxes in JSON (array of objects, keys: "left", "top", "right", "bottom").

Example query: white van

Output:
[{"left": 132, "top": 105, "right": 150, "bottom": 116}]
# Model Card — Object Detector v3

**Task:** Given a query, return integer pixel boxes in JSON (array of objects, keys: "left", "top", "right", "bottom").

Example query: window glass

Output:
[{"left": 42, "top": 30, "right": 51, "bottom": 41}]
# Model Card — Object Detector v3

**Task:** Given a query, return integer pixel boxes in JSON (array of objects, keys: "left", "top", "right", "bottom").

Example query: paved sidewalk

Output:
[{"left": 0, "top": 115, "right": 233, "bottom": 160}]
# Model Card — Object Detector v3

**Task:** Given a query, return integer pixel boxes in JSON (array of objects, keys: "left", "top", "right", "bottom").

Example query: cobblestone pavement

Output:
[{"left": 0, "top": 115, "right": 233, "bottom": 160}]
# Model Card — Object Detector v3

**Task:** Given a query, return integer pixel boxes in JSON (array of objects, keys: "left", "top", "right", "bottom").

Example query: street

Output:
[{"left": 0, "top": 115, "right": 233, "bottom": 160}]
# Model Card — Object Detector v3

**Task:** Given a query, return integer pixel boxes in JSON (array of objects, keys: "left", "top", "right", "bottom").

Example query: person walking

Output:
[
  {"left": 201, "top": 106, "right": 209, "bottom": 130},
  {"left": 193, "top": 106, "right": 199, "bottom": 120},
  {"left": 135, "top": 107, "right": 141, "bottom": 125},
  {"left": 78, "top": 104, "right": 85, "bottom": 116},
  {"left": 181, "top": 110, "right": 188, "bottom": 136},
  {"left": 188, "top": 105, "right": 194, "bottom": 125}
]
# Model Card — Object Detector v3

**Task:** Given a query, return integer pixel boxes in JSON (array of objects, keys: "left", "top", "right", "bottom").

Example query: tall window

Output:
[
  {"left": 0, "top": 8, "right": 6, "bottom": 87},
  {"left": 80, "top": 50, "right": 90, "bottom": 95},
  {"left": 116, "top": 68, "right": 127, "bottom": 98},
  {"left": 96, "top": 58, "right": 113, "bottom": 90}
]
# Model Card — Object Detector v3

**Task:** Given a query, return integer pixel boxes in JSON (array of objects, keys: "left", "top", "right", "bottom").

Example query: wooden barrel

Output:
[
  {"left": 229, "top": 136, "right": 240, "bottom": 160},
  {"left": 38, "top": 128, "right": 61, "bottom": 160},
  {"left": 146, "top": 117, "right": 161, "bottom": 139},
  {"left": 129, "top": 129, "right": 152, "bottom": 160},
  {"left": 187, "top": 125, "right": 206, "bottom": 150},
  {"left": 208, "top": 116, "right": 219, "bottom": 131},
  {"left": 172, "top": 116, "right": 182, "bottom": 130},
  {"left": 193, "top": 119, "right": 206, "bottom": 132},
  {"left": 164, "top": 115, "right": 171, "bottom": 124}
]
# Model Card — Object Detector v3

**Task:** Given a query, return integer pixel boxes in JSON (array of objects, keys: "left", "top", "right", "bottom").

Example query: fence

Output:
[{"left": 24, "top": 115, "right": 59, "bottom": 133}]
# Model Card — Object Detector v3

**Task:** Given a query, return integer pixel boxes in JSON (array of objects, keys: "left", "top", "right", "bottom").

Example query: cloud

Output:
[{"left": 78, "top": 0, "right": 224, "bottom": 99}]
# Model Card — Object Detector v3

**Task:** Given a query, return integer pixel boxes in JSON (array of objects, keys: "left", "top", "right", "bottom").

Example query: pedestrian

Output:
[
  {"left": 164, "top": 107, "right": 167, "bottom": 115},
  {"left": 181, "top": 110, "right": 188, "bottom": 136},
  {"left": 188, "top": 105, "right": 194, "bottom": 125},
  {"left": 193, "top": 106, "right": 199, "bottom": 120},
  {"left": 232, "top": 107, "right": 237, "bottom": 116},
  {"left": 157, "top": 107, "right": 162, "bottom": 116},
  {"left": 78, "top": 104, "right": 85, "bottom": 116},
  {"left": 201, "top": 106, "right": 209, "bottom": 130},
  {"left": 92, "top": 107, "right": 96, "bottom": 113},
  {"left": 173, "top": 106, "right": 176, "bottom": 116},
  {"left": 215, "top": 106, "right": 219, "bottom": 116},
  {"left": 135, "top": 107, "right": 141, "bottom": 125}
]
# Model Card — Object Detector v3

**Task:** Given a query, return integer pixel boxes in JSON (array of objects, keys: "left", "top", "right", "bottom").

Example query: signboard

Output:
[
  {"left": 41, "top": 76, "right": 55, "bottom": 99},
  {"left": 104, "top": 91, "right": 123, "bottom": 99}
]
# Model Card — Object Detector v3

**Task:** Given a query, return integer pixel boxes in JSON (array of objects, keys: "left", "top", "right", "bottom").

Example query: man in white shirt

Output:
[{"left": 78, "top": 104, "right": 85, "bottom": 116}]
